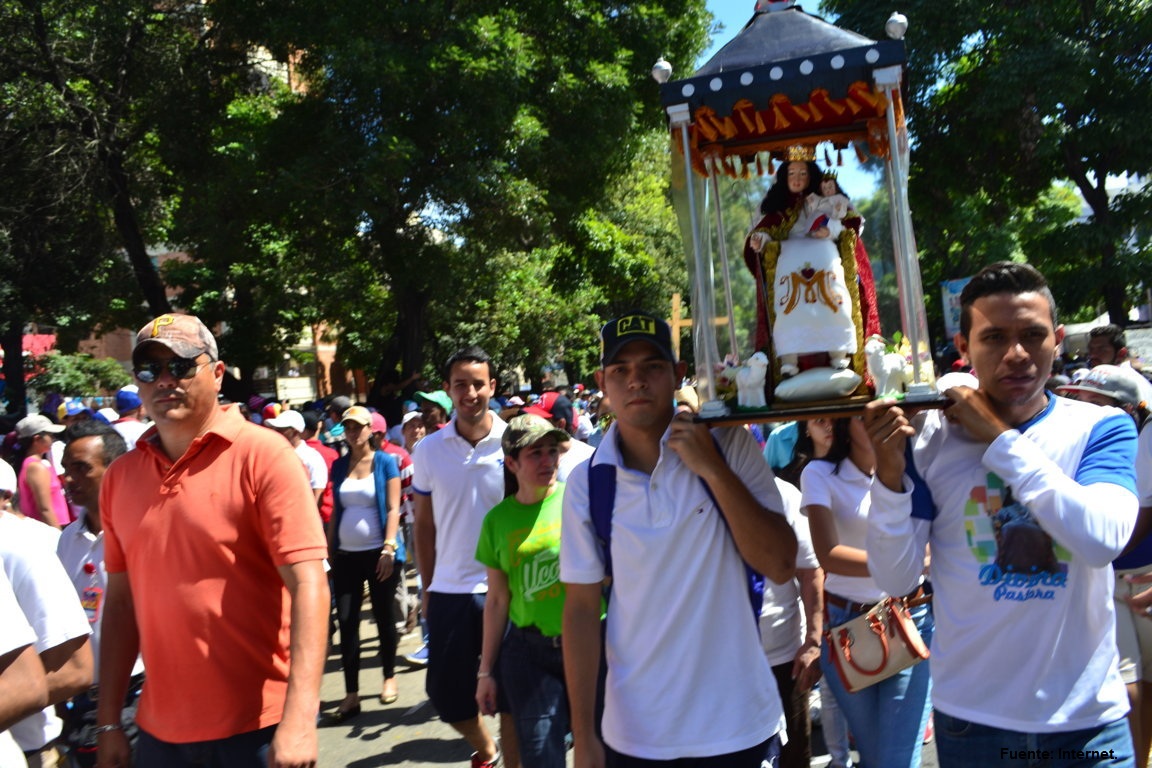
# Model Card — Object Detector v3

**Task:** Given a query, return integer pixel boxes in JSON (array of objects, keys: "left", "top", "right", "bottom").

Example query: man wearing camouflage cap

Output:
[{"left": 96, "top": 314, "right": 329, "bottom": 768}]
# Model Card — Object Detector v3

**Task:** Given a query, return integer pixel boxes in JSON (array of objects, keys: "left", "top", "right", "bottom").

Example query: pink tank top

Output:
[{"left": 18, "top": 455, "right": 72, "bottom": 525}]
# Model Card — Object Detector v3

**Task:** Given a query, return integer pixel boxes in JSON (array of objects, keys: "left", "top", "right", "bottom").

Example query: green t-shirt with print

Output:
[{"left": 476, "top": 485, "right": 566, "bottom": 638}]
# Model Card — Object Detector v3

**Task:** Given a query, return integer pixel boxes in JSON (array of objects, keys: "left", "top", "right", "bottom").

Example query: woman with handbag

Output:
[
  {"left": 323, "top": 405, "right": 403, "bottom": 723},
  {"left": 801, "top": 416, "right": 932, "bottom": 768}
]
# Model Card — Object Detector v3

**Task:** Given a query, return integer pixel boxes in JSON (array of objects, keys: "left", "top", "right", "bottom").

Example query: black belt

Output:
[
  {"left": 825, "top": 582, "right": 932, "bottom": 615},
  {"left": 510, "top": 624, "right": 562, "bottom": 648}
]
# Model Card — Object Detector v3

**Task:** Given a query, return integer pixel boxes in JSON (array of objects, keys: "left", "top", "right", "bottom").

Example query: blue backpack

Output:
[{"left": 586, "top": 434, "right": 766, "bottom": 625}]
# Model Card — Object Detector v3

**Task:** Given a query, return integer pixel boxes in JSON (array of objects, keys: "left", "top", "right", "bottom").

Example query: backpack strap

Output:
[
  {"left": 585, "top": 430, "right": 765, "bottom": 624},
  {"left": 587, "top": 443, "right": 616, "bottom": 606}
]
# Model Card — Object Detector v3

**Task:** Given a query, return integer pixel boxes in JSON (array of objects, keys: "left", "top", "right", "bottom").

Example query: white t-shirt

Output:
[
  {"left": 801, "top": 458, "right": 886, "bottom": 604},
  {"left": 869, "top": 394, "right": 1137, "bottom": 732},
  {"left": 561, "top": 424, "right": 787, "bottom": 759},
  {"left": 558, "top": 437, "right": 594, "bottom": 482},
  {"left": 112, "top": 418, "right": 150, "bottom": 449},
  {"left": 337, "top": 476, "right": 383, "bottom": 551},
  {"left": 760, "top": 480, "right": 819, "bottom": 666},
  {"left": 294, "top": 441, "right": 329, "bottom": 491},
  {"left": 411, "top": 415, "right": 507, "bottom": 594},
  {"left": 56, "top": 512, "right": 144, "bottom": 683},
  {"left": 0, "top": 513, "right": 91, "bottom": 751},
  {"left": 0, "top": 568, "right": 36, "bottom": 768}
]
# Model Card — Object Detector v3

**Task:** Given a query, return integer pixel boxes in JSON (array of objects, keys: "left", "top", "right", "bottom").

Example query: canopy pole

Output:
[
  {"left": 874, "top": 66, "right": 934, "bottom": 399},
  {"left": 668, "top": 104, "right": 726, "bottom": 415},
  {"left": 706, "top": 157, "right": 741, "bottom": 360}
]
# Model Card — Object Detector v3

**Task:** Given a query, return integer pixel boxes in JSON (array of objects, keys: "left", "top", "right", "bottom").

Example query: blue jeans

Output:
[
  {"left": 819, "top": 599, "right": 933, "bottom": 768},
  {"left": 500, "top": 626, "right": 569, "bottom": 768},
  {"left": 135, "top": 725, "right": 274, "bottom": 768},
  {"left": 934, "top": 712, "right": 1134, "bottom": 767}
]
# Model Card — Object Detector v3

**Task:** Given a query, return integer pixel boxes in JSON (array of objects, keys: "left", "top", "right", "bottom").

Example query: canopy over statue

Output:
[{"left": 657, "top": 0, "right": 937, "bottom": 420}]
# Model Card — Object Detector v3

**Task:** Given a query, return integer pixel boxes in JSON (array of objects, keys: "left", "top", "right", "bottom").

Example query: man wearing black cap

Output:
[
  {"left": 96, "top": 314, "right": 329, "bottom": 768},
  {"left": 561, "top": 312, "right": 797, "bottom": 767}
]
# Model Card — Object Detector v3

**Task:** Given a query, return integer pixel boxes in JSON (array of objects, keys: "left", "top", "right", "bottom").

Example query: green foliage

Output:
[
  {"left": 3, "top": 0, "right": 710, "bottom": 392},
  {"left": 27, "top": 353, "right": 132, "bottom": 398},
  {"left": 821, "top": 0, "right": 1152, "bottom": 325}
]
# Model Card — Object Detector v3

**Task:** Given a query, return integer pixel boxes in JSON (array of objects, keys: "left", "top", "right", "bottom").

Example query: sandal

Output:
[{"left": 319, "top": 704, "right": 361, "bottom": 726}]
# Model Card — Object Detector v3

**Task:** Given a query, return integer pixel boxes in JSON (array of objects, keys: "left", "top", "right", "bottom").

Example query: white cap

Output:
[
  {"left": 265, "top": 410, "right": 305, "bottom": 432},
  {"left": 16, "top": 414, "right": 66, "bottom": 439}
]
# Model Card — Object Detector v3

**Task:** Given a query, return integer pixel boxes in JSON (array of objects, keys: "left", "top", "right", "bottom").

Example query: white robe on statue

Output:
[{"left": 771, "top": 204, "right": 856, "bottom": 359}]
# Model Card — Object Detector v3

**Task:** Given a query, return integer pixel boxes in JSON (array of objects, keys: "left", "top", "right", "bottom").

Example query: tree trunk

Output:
[
  {"left": 399, "top": 291, "right": 429, "bottom": 381},
  {"left": 101, "top": 146, "right": 172, "bottom": 316},
  {"left": 1, "top": 319, "right": 28, "bottom": 418},
  {"left": 1086, "top": 194, "right": 1127, "bottom": 325},
  {"left": 1101, "top": 240, "right": 1128, "bottom": 325},
  {"left": 366, "top": 290, "right": 429, "bottom": 410}
]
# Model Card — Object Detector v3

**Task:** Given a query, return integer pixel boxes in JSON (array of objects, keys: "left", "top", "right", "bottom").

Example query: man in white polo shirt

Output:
[
  {"left": 412, "top": 346, "right": 513, "bottom": 768},
  {"left": 561, "top": 312, "right": 797, "bottom": 768}
]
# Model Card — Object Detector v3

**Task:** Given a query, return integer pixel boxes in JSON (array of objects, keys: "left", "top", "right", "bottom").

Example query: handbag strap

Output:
[{"left": 835, "top": 600, "right": 892, "bottom": 677}]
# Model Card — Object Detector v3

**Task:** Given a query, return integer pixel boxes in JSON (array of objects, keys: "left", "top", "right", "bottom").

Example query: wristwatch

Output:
[
  {"left": 382, "top": 538, "right": 398, "bottom": 551},
  {"left": 94, "top": 724, "right": 123, "bottom": 735}
]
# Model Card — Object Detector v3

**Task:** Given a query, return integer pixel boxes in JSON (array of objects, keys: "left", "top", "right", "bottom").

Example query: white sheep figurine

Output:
[
  {"left": 721, "top": 351, "right": 769, "bottom": 409},
  {"left": 865, "top": 336, "right": 908, "bottom": 397}
]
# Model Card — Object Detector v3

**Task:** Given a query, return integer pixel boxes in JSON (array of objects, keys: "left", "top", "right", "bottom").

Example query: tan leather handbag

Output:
[{"left": 826, "top": 596, "right": 930, "bottom": 693}]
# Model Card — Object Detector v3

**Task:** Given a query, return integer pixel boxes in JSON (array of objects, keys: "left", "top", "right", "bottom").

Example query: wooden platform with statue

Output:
[{"left": 654, "top": 0, "right": 948, "bottom": 423}]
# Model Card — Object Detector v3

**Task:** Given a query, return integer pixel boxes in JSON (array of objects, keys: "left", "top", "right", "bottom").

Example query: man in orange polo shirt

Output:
[{"left": 95, "top": 314, "right": 330, "bottom": 768}]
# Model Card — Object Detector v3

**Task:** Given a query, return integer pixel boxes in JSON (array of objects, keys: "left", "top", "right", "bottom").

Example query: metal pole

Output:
[
  {"left": 707, "top": 157, "right": 741, "bottom": 359},
  {"left": 875, "top": 65, "right": 933, "bottom": 397},
  {"left": 668, "top": 104, "right": 725, "bottom": 413}
]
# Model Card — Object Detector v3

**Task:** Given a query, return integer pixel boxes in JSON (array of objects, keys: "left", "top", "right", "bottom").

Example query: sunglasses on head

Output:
[{"left": 133, "top": 357, "right": 209, "bottom": 383}]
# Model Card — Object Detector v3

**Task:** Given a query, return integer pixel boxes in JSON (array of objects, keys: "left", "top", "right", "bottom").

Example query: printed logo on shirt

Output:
[
  {"left": 965, "top": 472, "right": 1070, "bottom": 602},
  {"left": 508, "top": 518, "right": 563, "bottom": 602},
  {"left": 521, "top": 551, "right": 562, "bottom": 601},
  {"left": 81, "top": 586, "right": 103, "bottom": 623}
]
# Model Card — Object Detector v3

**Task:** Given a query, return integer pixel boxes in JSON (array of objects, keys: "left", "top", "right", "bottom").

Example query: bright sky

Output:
[{"left": 699, "top": 0, "right": 880, "bottom": 197}]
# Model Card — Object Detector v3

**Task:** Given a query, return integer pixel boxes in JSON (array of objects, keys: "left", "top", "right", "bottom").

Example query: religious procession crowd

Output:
[{"left": 2, "top": 261, "right": 1152, "bottom": 768}]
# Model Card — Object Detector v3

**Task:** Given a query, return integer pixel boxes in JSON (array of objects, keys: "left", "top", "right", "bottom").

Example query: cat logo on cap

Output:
[{"left": 616, "top": 315, "right": 656, "bottom": 336}]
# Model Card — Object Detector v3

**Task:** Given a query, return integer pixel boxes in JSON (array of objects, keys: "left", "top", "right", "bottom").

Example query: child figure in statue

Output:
[
  {"left": 747, "top": 158, "right": 853, "bottom": 377},
  {"left": 805, "top": 170, "right": 852, "bottom": 239}
]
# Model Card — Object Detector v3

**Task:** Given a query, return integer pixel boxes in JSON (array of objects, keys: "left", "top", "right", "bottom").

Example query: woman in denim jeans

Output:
[
  {"left": 801, "top": 416, "right": 933, "bottom": 768},
  {"left": 475, "top": 415, "right": 576, "bottom": 768}
]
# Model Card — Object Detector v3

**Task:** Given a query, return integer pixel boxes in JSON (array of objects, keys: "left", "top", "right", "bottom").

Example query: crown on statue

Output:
[
  {"left": 784, "top": 144, "right": 816, "bottom": 162},
  {"left": 822, "top": 169, "right": 839, "bottom": 181}
]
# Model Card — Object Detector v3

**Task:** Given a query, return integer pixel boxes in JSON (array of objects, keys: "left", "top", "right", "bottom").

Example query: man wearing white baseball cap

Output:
[{"left": 266, "top": 409, "right": 330, "bottom": 508}]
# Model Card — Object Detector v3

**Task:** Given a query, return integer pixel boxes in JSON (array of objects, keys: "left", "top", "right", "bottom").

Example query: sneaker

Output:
[
  {"left": 404, "top": 643, "right": 429, "bottom": 667},
  {"left": 470, "top": 749, "right": 501, "bottom": 768}
]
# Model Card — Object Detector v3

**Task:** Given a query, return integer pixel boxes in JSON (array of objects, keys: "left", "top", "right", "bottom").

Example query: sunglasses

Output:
[{"left": 133, "top": 357, "right": 210, "bottom": 383}]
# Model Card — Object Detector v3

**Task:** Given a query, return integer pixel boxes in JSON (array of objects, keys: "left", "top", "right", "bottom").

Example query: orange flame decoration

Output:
[{"left": 681, "top": 82, "right": 892, "bottom": 177}]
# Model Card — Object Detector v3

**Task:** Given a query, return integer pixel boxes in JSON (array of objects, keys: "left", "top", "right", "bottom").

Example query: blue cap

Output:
[
  {"left": 116, "top": 387, "right": 142, "bottom": 412},
  {"left": 58, "top": 399, "right": 94, "bottom": 419}
]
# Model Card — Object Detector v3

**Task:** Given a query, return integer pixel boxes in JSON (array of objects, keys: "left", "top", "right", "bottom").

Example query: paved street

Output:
[
  {"left": 315, "top": 602, "right": 939, "bottom": 768},
  {"left": 317, "top": 622, "right": 480, "bottom": 767}
]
